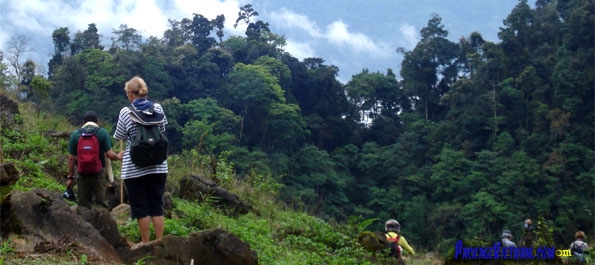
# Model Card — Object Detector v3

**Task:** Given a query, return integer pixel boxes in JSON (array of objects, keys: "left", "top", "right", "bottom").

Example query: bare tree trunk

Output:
[{"left": 6, "top": 35, "right": 31, "bottom": 83}]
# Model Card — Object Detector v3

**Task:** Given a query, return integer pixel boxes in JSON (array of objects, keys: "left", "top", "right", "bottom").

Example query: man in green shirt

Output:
[{"left": 66, "top": 111, "right": 123, "bottom": 209}]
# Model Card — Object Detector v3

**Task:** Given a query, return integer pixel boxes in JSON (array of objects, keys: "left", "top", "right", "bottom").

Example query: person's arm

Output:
[
  {"left": 98, "top": 127, "right": 124, "bottom": 161},
  {"left": 399, "top": 236, "right": 415, "bottom": 255},
  {"left": 106, "top": 149, "right": 124, "bottom": 161},
  {"left": 582, "top": 242, "right": 589, "bottom": 253},
  {"left": 113, "top": 108, "right": 128, "bottom": 141}
]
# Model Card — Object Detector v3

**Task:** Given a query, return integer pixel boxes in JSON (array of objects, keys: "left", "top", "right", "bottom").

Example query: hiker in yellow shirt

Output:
[{"left": 385, "top": 219, "right": 415, "bottom": 263}]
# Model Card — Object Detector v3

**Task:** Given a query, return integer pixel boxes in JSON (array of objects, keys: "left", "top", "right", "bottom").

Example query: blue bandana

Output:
[{"left": 131, "top": 98, "right": 152, "bottom": 111}]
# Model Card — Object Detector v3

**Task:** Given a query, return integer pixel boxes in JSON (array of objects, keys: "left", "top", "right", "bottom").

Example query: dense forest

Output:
[{"left": 1, "top": 0, "right": 593, "bottom": 252}]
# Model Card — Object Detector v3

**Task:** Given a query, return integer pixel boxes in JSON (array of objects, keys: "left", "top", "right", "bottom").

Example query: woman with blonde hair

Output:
[{"left": 114, "top": 76, "right": 168, "bottom": 249}]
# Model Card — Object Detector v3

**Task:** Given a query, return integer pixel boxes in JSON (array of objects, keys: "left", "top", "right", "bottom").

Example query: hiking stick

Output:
[
  {"left": 119, "top": 140, "right": 124, "bottom": 204},
  {"left": 106, "top": 158, "right": 114, "bottom": 183}
]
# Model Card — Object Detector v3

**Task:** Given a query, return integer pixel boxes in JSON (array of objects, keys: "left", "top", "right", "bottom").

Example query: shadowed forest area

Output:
[{"left": 1, "top": 0, "right": 593, "bottom": 256}]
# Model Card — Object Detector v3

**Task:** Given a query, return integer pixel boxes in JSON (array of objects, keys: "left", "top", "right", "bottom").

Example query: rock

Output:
[
  {"left": 106, "top": 181, "right": 127, "bottom": 210},
  {"left": 0, "top": 163, "right": 19, "bottom": 202},
  {"left": 358, "top": 231, "right": 385, "bottom": 254},
  {"left": 110, "top": 203, "right": 131, "bottom": 226},
  {"left": 178, "top": 174, "right": 254, "bottom": 216},
  {"left": 2, "top": 187, "right": 260, "bottom": 265},
  {"left": 0, "top": 188, "right": 122, "bottom": 264},
  {"left": 122, "top": 228, "right": 258, "bottom": 265},
  {"left": 0, "top": 94, "right": 19, "bottom": 115},
  {"left": 0, "top": 163, "right": 18, "bottom": 186}
]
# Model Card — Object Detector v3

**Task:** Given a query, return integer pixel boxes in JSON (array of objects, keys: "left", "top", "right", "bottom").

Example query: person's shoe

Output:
[{"left": 131, "top": 242, "right": 145, "bottom": 250}]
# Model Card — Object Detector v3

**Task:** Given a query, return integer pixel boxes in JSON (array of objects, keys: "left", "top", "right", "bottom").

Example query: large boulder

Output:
[
  {"left": 124, "top": 228, "right": 259, "bottom": 265},
  {"left": 2, "top": 188, "right": 260, "bottom": 265},
  {"left": 0, "top": 188, "right": 122, "bottom": 264},
  {"left": 75, "top": 205, "right": 133, "bottom": 261},
  {"left": 179, "top": 174, "right": 254, "bottom": 215}
]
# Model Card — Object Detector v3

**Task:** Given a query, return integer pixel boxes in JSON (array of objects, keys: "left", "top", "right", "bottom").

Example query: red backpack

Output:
[
  {"left": 386, "top": 232, "right": 402, "bottom": 260},
  {"left": 76, "top": 127, "right": 102, "bottom": 175}
]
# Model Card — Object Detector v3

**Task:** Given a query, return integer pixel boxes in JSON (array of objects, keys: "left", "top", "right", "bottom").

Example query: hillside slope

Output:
[{"left": 0, "top": 96, "right": 440, "bottom": 265}]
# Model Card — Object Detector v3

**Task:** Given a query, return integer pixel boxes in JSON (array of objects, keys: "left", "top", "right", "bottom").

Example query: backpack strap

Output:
[{"left": 78, "top": 126, "right": 98, "bottom": 135}]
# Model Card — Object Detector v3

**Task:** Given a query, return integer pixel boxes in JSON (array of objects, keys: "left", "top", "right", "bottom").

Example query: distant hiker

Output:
[
  {"left": 520, "top": 219, "right": 536, "bottom": 247},
  {"left": 384, "top": 219, "right": 415, "bottom": 264},
  {"left": 67, "top": 111, "right": 123, "bottom": 209},
  {"left": 500, "top": 230, "right": 517, "bottom": 247},
  {"left": 569, "top": 231, "right": 589, "bottom": 264},
  {"left": 114, "top": 76, "right": 169, "bottom": 250}
]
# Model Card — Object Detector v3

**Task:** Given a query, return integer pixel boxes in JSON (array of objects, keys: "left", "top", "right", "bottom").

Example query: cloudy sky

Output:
[{"left": 0, "top": 0, "right": 521, "bottom": 82}]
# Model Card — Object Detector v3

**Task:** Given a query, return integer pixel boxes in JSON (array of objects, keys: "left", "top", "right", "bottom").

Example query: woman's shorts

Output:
[{"left": 124, "top": 173, "right": 167, "bottom": 219}]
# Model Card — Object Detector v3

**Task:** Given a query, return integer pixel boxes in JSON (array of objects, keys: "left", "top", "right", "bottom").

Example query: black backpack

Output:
[
  {"left": 128, "top": 104, "right": 168, "bottom": 166},
  {"left": 571, "top": 241, "right": 587, "bottom": 263}
]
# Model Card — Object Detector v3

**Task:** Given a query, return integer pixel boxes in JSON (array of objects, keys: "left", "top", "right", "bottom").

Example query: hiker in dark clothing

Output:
[
  {"left": 520, "top": 219, "right": 536, "bottom": 247},
  {"left": 66, "top": 111, "right": 123, "bottom": 209}
]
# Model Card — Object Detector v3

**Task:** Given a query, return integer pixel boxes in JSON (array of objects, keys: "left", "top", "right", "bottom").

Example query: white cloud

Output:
[
  {"left": 0, "top": 0, "right": 249, "bottom": 68},
  {"left": 325, "top": 20, "right": 391, "bottom": 58},
  {"left": 116, "top": 0, "right": 168, "bottom": 37},
  {"left": 284, "top": 39, "right": 316, "bottom": 60},
  {"left": 0, "top": 0, "right": 245, "bottom": 46},
  {"left": 270, "top": 9, "right": 323, "bottom": 38},
  {"left": 269, "top": 9, "right": 391, "bottom": 59},
  {"left": 399, "top": 22, "right": 419, "bottom": 49}
]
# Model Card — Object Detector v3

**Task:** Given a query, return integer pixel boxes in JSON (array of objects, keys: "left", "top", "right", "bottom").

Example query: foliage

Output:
[
  {"left": 1, "top": 101, "right": 71, "bottom": 190},
  {"left": 1, "top": 0, "right": 593, "bottom": 261}
]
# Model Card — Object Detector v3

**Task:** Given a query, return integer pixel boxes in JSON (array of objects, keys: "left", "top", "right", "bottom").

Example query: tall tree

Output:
[
  {"left": 234, "top": 4, "right": 259, "bottom": 28},
  {"left": 440, "top": 78, "right": 492, "bottom": 151},
  {"left": 0, "top": 52, "right": 12, "bottom": 91},
  {"left": 20, "top": 60, "right": 35, "bottom": 99},
  {"left": 213, "top": 15, "right": 226, "bottom": 44},
  {"left": 163, "top": 19, "right": 190, "bottom": 48},
  {"left": 181, "top": 98, "right": 239, "bottom": 153},
  {"left": 346, "top": 69, "right": 404, "bottom": 145},
  {"left": 498, "top": 0, "right": 535, "bottom": 76},
  {"left": 111, "top": 24, "right": 142, "bottom": 51},
  {"left": 71, "top": 23, "right": 103, "bottom": 54},
  {"left": 6, "top": 34, "right": 31, "bottom": 85},
  {"left": 399, "top": 14, "right": 458, "bottom": 122},
  {"left": 52, "top": 27, "right": 71, "bottom": 56},
  {"left": 185, "top": 13, "right": 216, "bottom": 54},
  {"left": 296, "top": 58, "right": 358, "bottom": 150},
  {"left": 222, "top": 63, "right": 286, "bottom": 149},
  {"left": 49, "top": 27, "right": 71, "bottom": 77}
]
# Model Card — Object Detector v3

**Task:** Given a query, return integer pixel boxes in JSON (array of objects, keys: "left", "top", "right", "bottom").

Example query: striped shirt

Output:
[{"left": 113, "top": 103, "right": 168, "bottom": 179}]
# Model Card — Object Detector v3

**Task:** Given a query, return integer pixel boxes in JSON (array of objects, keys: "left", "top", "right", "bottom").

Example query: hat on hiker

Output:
[
  {"left": 501, "top": 230, "right": 513, "bottom": 238},
  {"left": 385, "top": 219, "right": 400, "bottom": 233}
]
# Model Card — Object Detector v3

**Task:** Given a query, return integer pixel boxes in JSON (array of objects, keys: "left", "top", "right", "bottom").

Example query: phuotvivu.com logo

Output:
[{"left": 454, "top": 240, "right": 571, "bottom": 260}]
